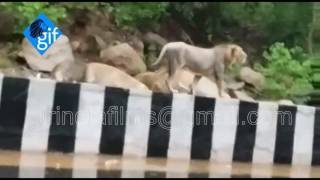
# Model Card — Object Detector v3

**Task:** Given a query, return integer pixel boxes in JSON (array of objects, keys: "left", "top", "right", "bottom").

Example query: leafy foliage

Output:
[
  {"left": 110, "top": 2, "right": 170, "bottom": 28},
  {"left": 254, "top": 42, "right": 313, "bottom": 103},
  {"left": 266, "top": 2, "right": 313, "bottom": 47},
  {"left": 220, "top": 2, "right": 274, "bottom": 31},
  {"left": 169, "top": 2, "right": 209, "bottom": 24},
  {"left": 59, "top": 2, "right": 104, "bottom": 11},
  {"left": 0, "top": 2, "right": 67, "bottom": 33},
  {"left": 0, "top": 2, "right": 314, "bottom": 48},
  {"left": 168, "top": 2, "right": 313, "bottom": 48},
  {"left": 170, "top": 2, "right": 224, "bottom": 37}
]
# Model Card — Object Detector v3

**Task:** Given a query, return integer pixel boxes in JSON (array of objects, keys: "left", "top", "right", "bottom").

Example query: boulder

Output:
[
  {"left": 170, "top": 69, "right": 196, "bottom": 94},
  {"left": 127, "top": 36, "right": 144, "bottom": 58},
  {"left": 100, "top": 43, "right": 147, "bottom": 76},
  {"left": 0, "top": 47, "right": 16, "bottom": 69},
  {"left": 193, "top": 76, "right": 230, "bottom": 99},
  {"left": 70, "top": 40, "right": 81, "bottom": 51},
  {"left": 226, "top": 81, "right": 245, "bottom": 91},
  {"left": 230, "top": 90, "right": 255, "bottom": 102},
  {"left": 21, "top": 34, "right": 75, "bottom": 72},
  {"left": 0, "top": 56, "right": 15, "bottom": 69},
  {"left": 94, "top": 35, "right": 108, "bottom": 50},
  {"left": 143, "top": 32, "right": 167, "bottom": 68},
  {"left": 36, "top": 72, "right": 52, "bottom": 79},
  {"left": 0, "top": 66, "right": 38, "bottom": 78},
  {"left": 152, "top": 79, "right": 170, "bottom": 93},
  {"left": 87, "top": 26, "right": 124, "bottom": 47},
  {"left": 85, "top": 63, "right": 150, "bottom": 91},
  {"left": 87, "top": 11, "right": 114, "bottom": 30},
  {"left": 278, "top": 99, "right": 295, "bottom": 106},
  {"left": 239, "top": 67, "right": 265, "bottom": 90},
  {"left": 142, "top": 32, "right": 167, "bottom": 47},
  {"left": 99, "top": 31, "right": 123, "bottom": 47}
]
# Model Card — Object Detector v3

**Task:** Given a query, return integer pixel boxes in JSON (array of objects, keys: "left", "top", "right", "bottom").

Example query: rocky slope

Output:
[{"left": 0, "top": 11, "right": 294, "bottom": 105}]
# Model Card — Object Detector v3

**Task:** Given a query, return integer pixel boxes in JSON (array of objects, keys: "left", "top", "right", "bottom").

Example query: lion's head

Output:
[{"left": 224, "top": 44, "right": 247, "bottom": 69}]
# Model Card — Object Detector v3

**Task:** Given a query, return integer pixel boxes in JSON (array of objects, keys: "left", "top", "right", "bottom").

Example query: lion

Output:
[
  {"left": 85, "top": 62, "right": 150, "bottom": 91},
  {"left": 151, "top": 42, "right": 247, "bottom": 97}
]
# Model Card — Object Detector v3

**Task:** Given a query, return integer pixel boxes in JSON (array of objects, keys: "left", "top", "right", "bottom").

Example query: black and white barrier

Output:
[{"left": 0, "top": 75, "right": 319, "bottom": 166}]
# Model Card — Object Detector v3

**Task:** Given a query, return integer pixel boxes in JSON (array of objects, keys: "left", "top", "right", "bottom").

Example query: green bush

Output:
[
  {"left": 59, "top": 2, "right": 105, "bottom": 11},
  {"left": 111, "top": 2, "right": 170, "bottom": 28},
  {"left": 0, "top": 2, "right": 67, "bottom": 33},
  {"left": 254, "top": 42, "right": 313, "bottom": 104},
  {"left": 170, "top": 2, "right": 209, "bottom": 23},
  {"left": 266, "top": 2, "right": 313, "bottom": 47},
  {"left": 220, "top": 2, "right": 275, "bottom": 31}
]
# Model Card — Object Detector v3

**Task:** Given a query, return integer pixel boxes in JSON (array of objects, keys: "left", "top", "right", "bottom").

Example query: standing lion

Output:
[{"left": 151, "top": 42, "right": 247, "bottom": 97}]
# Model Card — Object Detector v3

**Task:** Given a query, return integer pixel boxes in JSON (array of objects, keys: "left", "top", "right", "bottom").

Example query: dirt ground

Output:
[{"left": 0, "top": 150, "right": 318, "bottom": 178}]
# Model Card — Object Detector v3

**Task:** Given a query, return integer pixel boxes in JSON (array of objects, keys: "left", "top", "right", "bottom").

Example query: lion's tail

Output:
[{"left": 151, "top": 44, "right": 168, "bottom": 68}]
